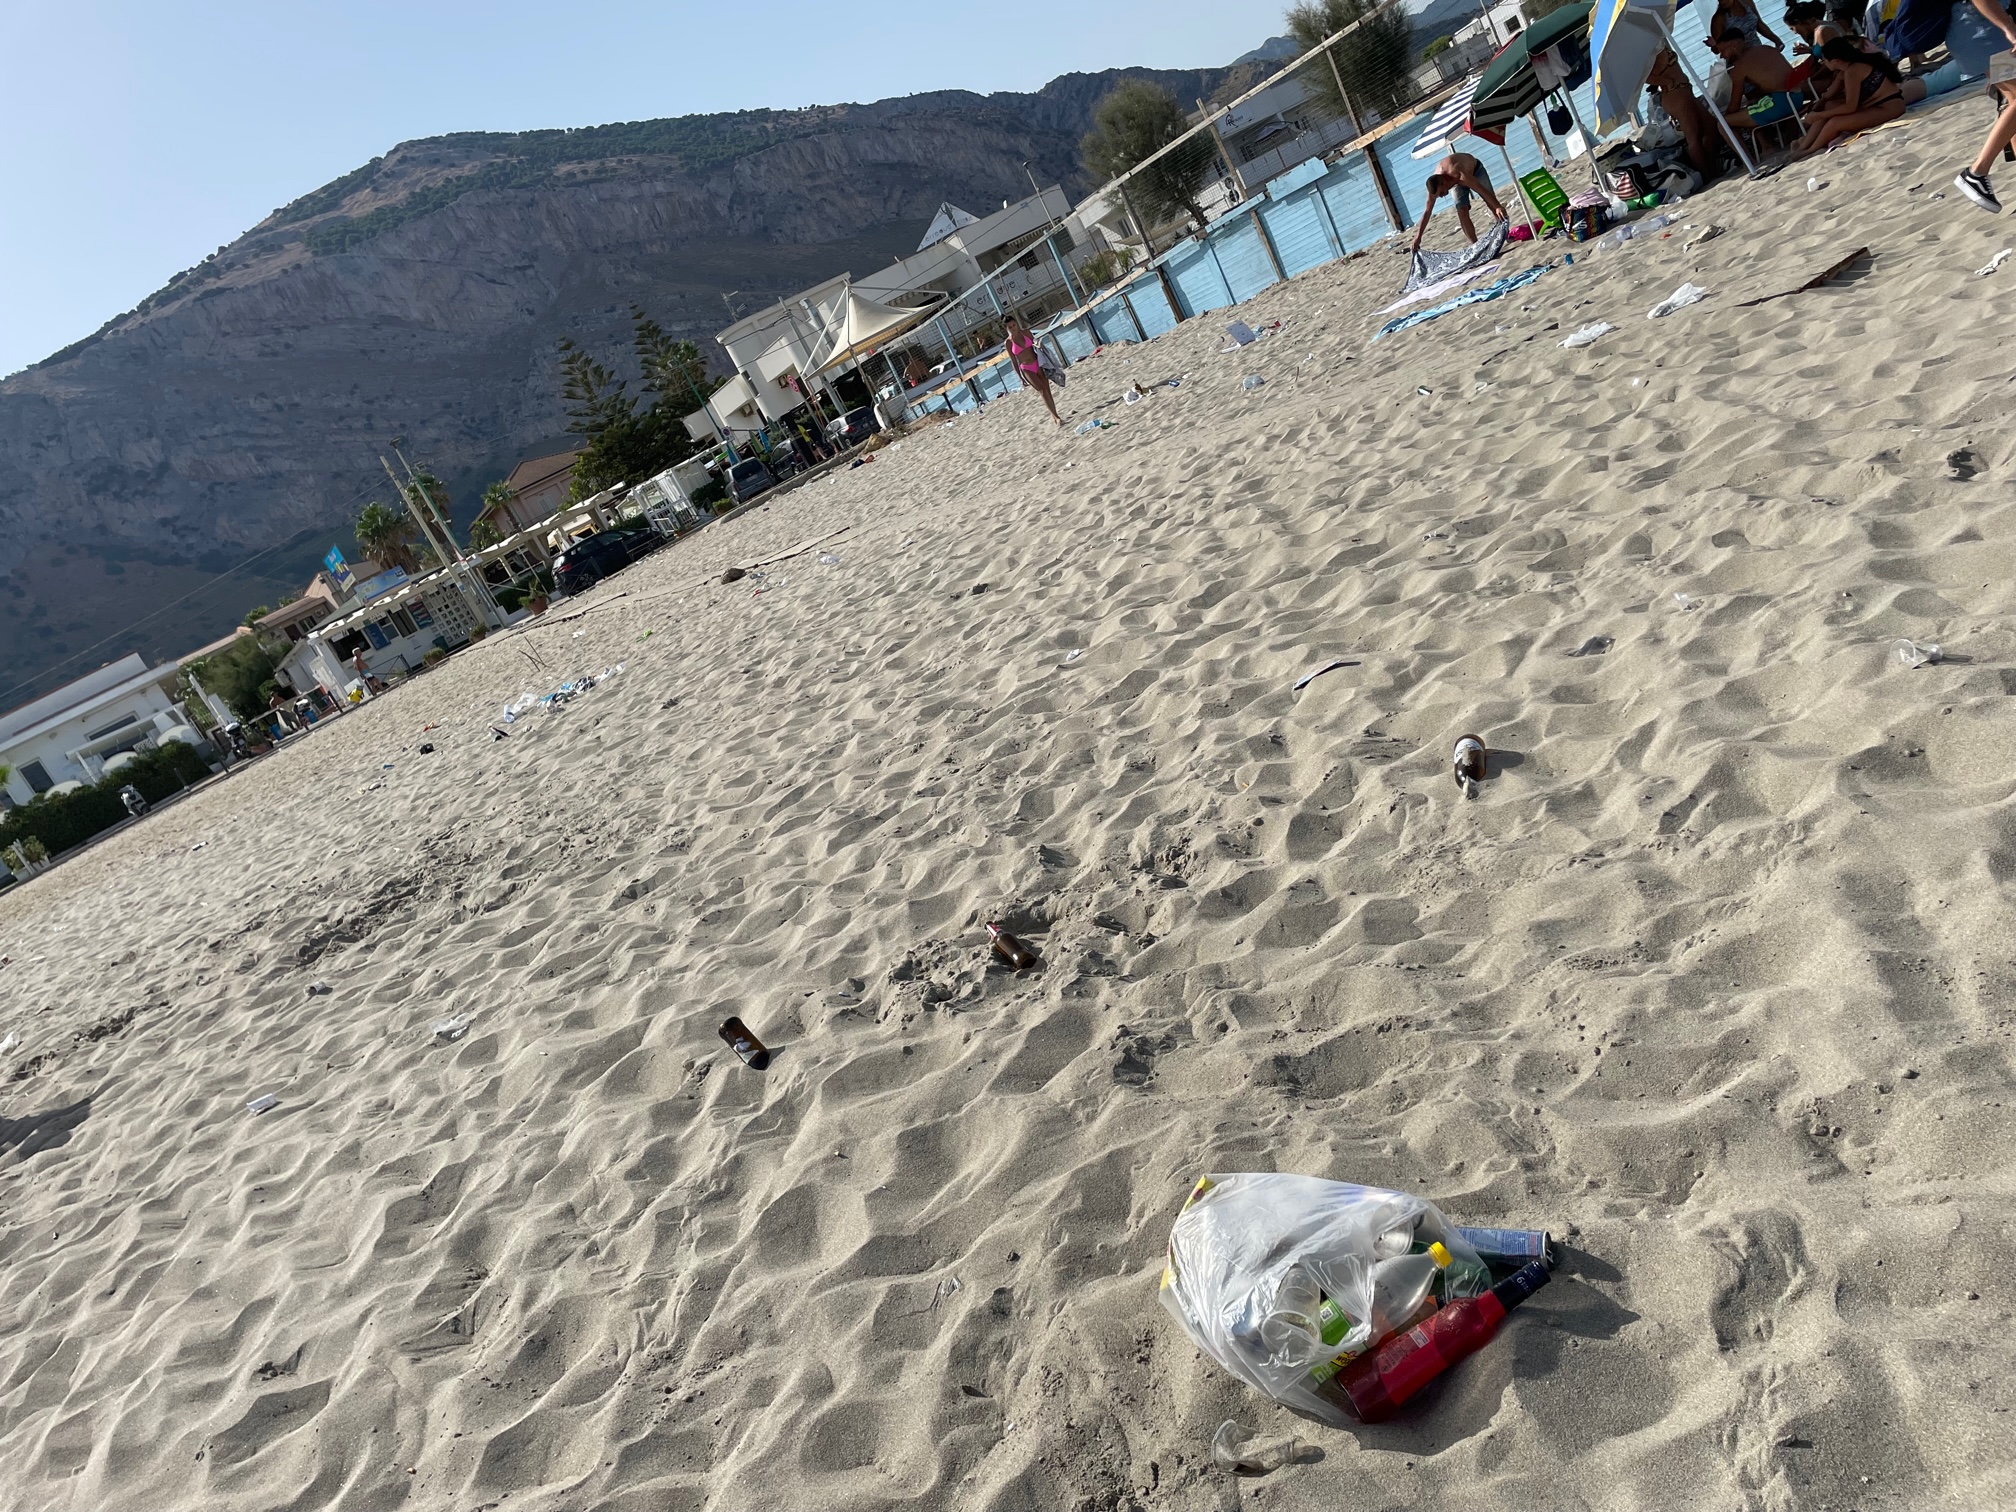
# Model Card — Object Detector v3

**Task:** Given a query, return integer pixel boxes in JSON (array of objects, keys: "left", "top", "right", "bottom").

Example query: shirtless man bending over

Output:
[{"left": 1410, "top": 152, "right": 1509, "bottom": 250}]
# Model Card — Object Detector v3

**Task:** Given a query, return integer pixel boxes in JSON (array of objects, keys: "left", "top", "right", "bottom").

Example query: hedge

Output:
[{"left": 0, "top": 742, "right": 213, "bottom": 857}]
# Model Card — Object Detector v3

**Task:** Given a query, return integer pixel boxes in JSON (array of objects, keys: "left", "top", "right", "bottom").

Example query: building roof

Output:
[
  {"left": 0, "top": 659, "right": 181, "bottom": 754},
  {"left": 502, "top": 450, "right": 582, "bottom": 495},
  {"left": 918, "top": 202, "right": 980, "bottom": 251},
  {"left": 254, "top": 597, "right": 332, "bottom": 632}
]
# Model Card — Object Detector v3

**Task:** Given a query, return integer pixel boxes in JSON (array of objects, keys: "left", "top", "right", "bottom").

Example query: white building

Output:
[
  {"left": 703, "top": 185, "right": 1096, "bottom": 432},
  {"left": 0, "top": 655, "right": 201, "bottom": 804}
]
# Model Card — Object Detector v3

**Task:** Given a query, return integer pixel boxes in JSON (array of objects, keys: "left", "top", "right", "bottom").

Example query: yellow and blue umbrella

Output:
[{"left": 1590, "top": 0, "right": 1759, "bottom": 170}]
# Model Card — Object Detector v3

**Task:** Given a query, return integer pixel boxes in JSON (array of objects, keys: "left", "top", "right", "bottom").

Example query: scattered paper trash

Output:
[
  {"left": 431, "top": 1015, "right": 471, "bottom": 1042},
  {"left": 1977, "top": 248, "right": 2012, "bottom": 276},
  {"left": 247, "top": 1093, "right": 279, "bottom": 1115},
  {"left": 1159, "top": 1173, "right": 1550, "bottom": 1426},
  {"left": 1562, "top": 321, "right": 1615, "bottom": 348},
  {"left": 1807, "top": 177, "right": 1824, "bottom": 191},
  {"left": 818, "top": 551, "right": 840, "bottom": 565},
  {"left": 1895, "top": 638, "right": 1943, "bottom": 668},
  {"left": 1648, "top": 282, "right": 1710, "bottom": 318},
  {"left": 1224, "top": 321, "right": 1258, "bottom": 348},
  {"left": 1674, "top": 592, "right": 1700, "bottom": 611},
  {"left": 1690, "top": 224, "right": 1726, "bottom": 247},
  {"left": 1241, "top": 374, "right": 1266, "bottom": 391},
  {"left": 0, "top": 1032, "right": 19, "bottom": 1056}
]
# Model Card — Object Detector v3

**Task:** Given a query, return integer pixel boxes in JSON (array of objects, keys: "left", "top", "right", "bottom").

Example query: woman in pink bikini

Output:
[{"left": 1003, "top": 311, "right": 1062, "bottom": 427}]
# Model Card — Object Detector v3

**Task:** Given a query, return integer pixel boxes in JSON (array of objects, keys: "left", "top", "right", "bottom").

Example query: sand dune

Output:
[{"left": 5, "top": 101, "right": 2016, "bottom": 1512}]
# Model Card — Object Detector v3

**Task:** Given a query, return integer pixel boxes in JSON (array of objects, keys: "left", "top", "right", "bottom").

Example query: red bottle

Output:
[{"left": 1338, "top": 1260, "right": 1551, "bottom": 1422}]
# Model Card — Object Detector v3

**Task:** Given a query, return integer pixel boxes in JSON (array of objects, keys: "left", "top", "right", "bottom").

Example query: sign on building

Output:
[{"left": 324, "top": 547, "right": 357, "bottom": 592}]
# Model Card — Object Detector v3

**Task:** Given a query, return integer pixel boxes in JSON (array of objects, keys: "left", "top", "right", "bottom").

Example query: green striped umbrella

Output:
[{"left": 1468, "top": 0, "right": 1594, "bottom": 133}]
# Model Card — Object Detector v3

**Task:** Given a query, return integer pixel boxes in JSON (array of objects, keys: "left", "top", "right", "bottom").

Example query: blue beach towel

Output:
[{"left": 1374, "top": 263, "right": 1551, "bottom": 341}]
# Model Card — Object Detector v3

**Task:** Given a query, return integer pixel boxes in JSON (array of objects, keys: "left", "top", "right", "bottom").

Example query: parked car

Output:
[
  {"left": 727, "top": 457, "right": 778, "bottom": 504},
  {"left": 830, "top": 406, "right": 881, "bottom": 448},
  {"left": 552, "top": 527, "right": 663, "bottom": 596}
]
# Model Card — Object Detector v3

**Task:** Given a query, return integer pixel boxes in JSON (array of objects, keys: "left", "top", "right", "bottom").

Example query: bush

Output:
[
  {"left": 495, "top": 586, "right": 524, "bottom": 613},
  {"left": 0, "top": 743, "right": 211, "bottom": 858},
  {"left": 1078, "top": 247, "right": 1138, "bottom": 289},
  {"left": 423, "top": 647, "right": 448, "bottom": 667},
  {"left": 691, "top": 480, "right": 728, "bottom": 512}
]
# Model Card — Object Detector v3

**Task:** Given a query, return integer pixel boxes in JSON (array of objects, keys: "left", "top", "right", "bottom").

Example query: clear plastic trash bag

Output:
[{"left": 1159, "top": 1173, "right": 1489, "bottom": 1425}]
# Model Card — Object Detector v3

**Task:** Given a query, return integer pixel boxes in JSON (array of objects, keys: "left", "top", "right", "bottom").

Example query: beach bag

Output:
[{"left": 1882, "top": 0, "right": 1952, "bottom": 57}]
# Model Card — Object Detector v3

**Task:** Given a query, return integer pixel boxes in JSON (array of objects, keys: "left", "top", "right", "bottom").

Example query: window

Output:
[
  {"left": 20, "top": 760, "right": 52, "bottom": 794},
  {"left": 389, "top": 607, "right": 418, "bottom": 638},
  {"left": 85, "top": 713, "right": 138, "bottom": 742}
]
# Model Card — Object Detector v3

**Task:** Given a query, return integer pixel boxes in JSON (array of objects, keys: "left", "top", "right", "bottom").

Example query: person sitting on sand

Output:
[
  {"left": 1787, "top": 1, "right": 1935, "bottom": 104},
  {"left": 1783, "top": 1, "right": 1846, "bottom": 90},
  {"left": 1647, "top": 46, "right": 1721, "bottom": 173},
  {"left": 1792, "top": 36, "right": 1907, "bottom": 155},
  {"left": 1409, "top": 152, "right": 1508, "bottom": 251},
  {"left": 1707, "top": 30, "right": 1800, "bottom": 131}
]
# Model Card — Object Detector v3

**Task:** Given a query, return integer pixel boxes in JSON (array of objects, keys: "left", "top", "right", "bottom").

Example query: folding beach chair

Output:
[
  {"left": 1746, "top": 91, "right": 1806, "bottom": 152},
  {"left": 1518, "top": 168, "right": 1571, "bottom": 232}
]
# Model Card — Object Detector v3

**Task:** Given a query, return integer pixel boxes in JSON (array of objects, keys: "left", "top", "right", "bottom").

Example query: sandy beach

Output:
[{"left": 5, "top": 97, "right": 2016, "bottom": 1512}]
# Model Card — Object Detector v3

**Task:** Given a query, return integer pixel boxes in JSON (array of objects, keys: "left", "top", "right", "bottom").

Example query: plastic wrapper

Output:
[{"left": 1159, "top": 1173, "right": 1490, "bottom": 1426}]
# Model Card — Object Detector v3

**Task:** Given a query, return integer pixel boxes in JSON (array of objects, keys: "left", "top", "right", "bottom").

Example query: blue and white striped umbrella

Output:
[{"left": 1410, "top": 75, "right": 1483, "bottom": 160}]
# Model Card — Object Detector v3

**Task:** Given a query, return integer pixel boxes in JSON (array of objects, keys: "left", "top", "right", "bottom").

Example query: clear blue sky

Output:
[{"left": 2, "top": 0, "right": 1273, "bottom": 377}]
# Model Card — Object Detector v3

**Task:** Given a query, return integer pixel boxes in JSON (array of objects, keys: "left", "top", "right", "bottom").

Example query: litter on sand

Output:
[
  {"left": 1074, "top": 418, "right": 1113, "bottom": 435},
  {"left": 1647, "top": 283, "right": 1710, "bottom": 318},
  {"left": 1895, "top": 638, "right": 1943, "bottom": 667},
  {"left": 1977, "top": 248, "right": 2012, "bottom": 276},
  {"left": 1561, "top": 321, "right": 1616, "bottom": 348},
  {"left": 1738, "top": 247, "right": 1870, "bottom": 307},
  {"left": 247, "top": 1093, "right": 279, "bottom": 1115},
  {"left": 1292, "top": 659, "right": 1358, "bottom": 692},
  {"left": 1452, "top": 733, "right": 1487, "bottom": 793},
  {"left": 1241, "top": 374, "right": 1266, "bottom": 391},
  {"left": 1160, "top": 1173, "right": 1557, "bottom": 1426},
  {"left": 1566, "top": 635, "right": 1614, "bottom": 657},
  {"left": 431, "top": 1016, "right": 471, "bottom": 1042},
  {"left": 1212, "top": 1421, "right": 1302, "bottom": 1476}
]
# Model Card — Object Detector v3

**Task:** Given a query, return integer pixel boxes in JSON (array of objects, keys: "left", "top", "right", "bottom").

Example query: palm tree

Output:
[{"left": 354, "top": 501, "right": 421, "bottom": 574}]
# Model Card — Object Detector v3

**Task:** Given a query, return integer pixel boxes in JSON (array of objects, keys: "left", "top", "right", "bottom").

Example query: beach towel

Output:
[
  {"left": 1374, "top": 263, "right": 1550, "bottom": 341},
  {"left": 1399, "top": 220, "right": 1511, "bottom": 296}
]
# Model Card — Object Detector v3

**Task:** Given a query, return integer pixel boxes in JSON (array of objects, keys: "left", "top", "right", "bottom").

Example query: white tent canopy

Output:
[{"left": 810, "top": 285, "right": 945, "bottom": 375}]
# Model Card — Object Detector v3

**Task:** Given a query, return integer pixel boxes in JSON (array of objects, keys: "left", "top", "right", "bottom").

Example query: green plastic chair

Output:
[{"left": 1518, "top": 168, "right": 1570, "bottom": 232}]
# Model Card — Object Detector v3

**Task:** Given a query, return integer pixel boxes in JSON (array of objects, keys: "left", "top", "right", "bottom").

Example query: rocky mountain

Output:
[{"left": 0, "top": 63, "right": 1238, "bottom": 706}]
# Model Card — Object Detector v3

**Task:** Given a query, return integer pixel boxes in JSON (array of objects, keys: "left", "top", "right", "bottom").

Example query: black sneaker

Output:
[{"left": 1956, "top": 169, "right": 2003, "bottom": 212}]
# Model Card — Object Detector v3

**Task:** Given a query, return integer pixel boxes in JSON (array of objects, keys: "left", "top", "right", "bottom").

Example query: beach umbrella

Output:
[
  {"left": 1410, "top": 75, "right": 1483, "bottom": 159},
  {"left": 1469, "top": 0, "right": 1593, "bottom": 133},
  {"left": 1590, "top": 0, "right": 1758, "bottom": 172}
]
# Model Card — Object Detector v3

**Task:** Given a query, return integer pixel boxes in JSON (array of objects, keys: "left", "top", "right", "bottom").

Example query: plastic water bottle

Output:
[{"left": 1242, "top": 374, "right": 1265, "bottom": 391}]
